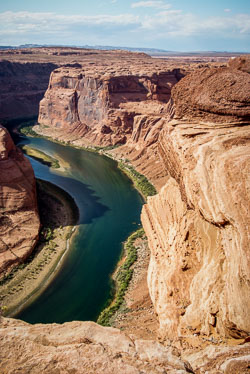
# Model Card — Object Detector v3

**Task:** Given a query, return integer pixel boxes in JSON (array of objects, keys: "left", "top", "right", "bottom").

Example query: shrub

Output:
[{"left": 97, "top": 228, "right": 145, "bottom": 326}]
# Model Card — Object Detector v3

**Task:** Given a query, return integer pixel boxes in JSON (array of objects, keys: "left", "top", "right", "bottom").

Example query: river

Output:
[{"left": 14, "top": 135, "right": 143, "bottom": 324}]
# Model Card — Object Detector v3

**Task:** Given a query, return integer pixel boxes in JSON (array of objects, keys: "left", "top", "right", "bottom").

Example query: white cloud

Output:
[
  {"left": 131, "top": 1, "right": 171, "bottom": 10},
  {"left": 0, "top": 9, "right": 249, "bottom": 48},
  {"left": 0, "top": 11, "right": 138, "bottom": 25},
  {"left": 139, "top": 10, "right": 250, "bottom": 37},
  {"left": 224, "top": 9, "right": 231, "bottom": 12}
]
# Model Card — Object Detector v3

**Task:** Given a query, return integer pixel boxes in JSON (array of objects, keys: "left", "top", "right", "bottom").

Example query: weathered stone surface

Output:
[
  {"left": 170, "top": 66, "right": 250, "bottom": 123},
  {"left": 1, "top": 317, "right": 249, "bottom": 373},
  {"left": 0, "top": 126, "right": 40, "bottom": 274},
  {"left": 183, "top": 343, "right": 250, "bottom": 373},
  {"left": 141, "top": 64, "right": 250, "bottom": 341},
  {"left": 228, "top": 55, "right": 250, "bottom": 73},
  {"left": 0, "top": 317, "right": 190, "bottom": 374},
  {"left": 38, "top": 66, "right": 184, "bottom": 146}
]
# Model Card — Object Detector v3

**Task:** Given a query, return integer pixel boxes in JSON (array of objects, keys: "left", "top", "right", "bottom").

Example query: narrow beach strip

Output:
[{"left": 20, "top": 145, "right": 60, "bottom": 169}]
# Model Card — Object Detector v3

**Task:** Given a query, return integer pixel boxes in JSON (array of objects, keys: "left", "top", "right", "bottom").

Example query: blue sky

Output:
[{"left": 0, "top": 0, "right": 249, "bottom": 51}]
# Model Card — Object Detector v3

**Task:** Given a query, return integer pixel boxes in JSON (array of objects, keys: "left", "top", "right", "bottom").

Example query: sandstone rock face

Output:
[
  {"left": 38, "top": 66, "right": 184, "bottom": 146},
  {"left": 0, "top": 126, "right": 40, "bottom": 274},
  {"left": 1, "top": 317, "right": 249, "bottom": 374},
  {"left": 0, "top": 317, "right": 191, "bottom": 374},
  {"left": 171, "top": 66, "right": 250, "bottom": 123},
  {"left": 141, "top": 64, "right": 250, "bottom": 341},
  {"left": 0, "top": 60, "right": 57, "bottom": 120},
  {"left": 183, "top": 343, "right": 250, "bottom": 374},
  {"left": 36, "top": 57, "right": 186, "bottom": 188},
  {"left": 228, "top": 55, "right": 250, "bottom": 73}
]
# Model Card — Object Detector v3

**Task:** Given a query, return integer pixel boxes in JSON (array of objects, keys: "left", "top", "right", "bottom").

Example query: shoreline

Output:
[{"left": 0, "top": 179, "right": 79, "bottom": 317}]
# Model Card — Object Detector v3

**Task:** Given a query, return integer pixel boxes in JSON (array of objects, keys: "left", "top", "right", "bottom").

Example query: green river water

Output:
[{"left": 15, "top": 135, "right": 143, "bottom": 324}]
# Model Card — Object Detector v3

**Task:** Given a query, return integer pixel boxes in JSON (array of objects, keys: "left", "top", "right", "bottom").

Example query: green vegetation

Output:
[
  {"left": 93, "top": 144, "right": 122, "bottom": 152},
  {"left": 118, "top": 162, "right": 156, "bottom": 199},
  {"left": 20, "top": 125, "right": 39, "bottom": 137},
  {"left": 2, "top": 116, "right": 37, "bottom": 135},
  {"left": 20, "top": 145, "right": 60, "bottom": 169},
  {"left": 97, "top": 228, "right": 145, "bottom": 326}
]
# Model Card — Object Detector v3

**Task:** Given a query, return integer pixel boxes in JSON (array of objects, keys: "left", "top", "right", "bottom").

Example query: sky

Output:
[{"left": 0, "top": 0, "right": 249, "bottom": 52}]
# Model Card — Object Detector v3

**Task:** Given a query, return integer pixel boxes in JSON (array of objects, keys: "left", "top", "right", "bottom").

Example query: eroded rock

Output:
[
  {"left": 0, "top": 317, "right": 190, "bottom": 374},
  {"left": 0, "top": 126, "right": 40, "bottom": 274},
  {"left": 142, "top": 63, "right": 250, "bottom": 341}
]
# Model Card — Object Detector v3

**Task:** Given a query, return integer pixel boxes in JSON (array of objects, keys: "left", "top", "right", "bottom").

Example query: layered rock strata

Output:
[
  {"left": 142, "top": 62, "right": 250, "bottom": 341},
  {"left": 0, "top": 60, "right": 57, "bottom": 120},
  {"left": 38, "top": 66, "right": 184, "bottom": 147},
  {"left": 0, "top": 126, "right": 40, "bottom": 274},
  {"left": 0, "top": 46, "right": 189, "bottom": 124}
]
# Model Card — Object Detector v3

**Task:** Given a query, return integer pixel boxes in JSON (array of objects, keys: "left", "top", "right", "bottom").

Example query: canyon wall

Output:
[
  {"left": 38, "top": 66, "right": 184, "bottom": 147},
  {"left": 142, "top": 61, "right": 250, "bottom": 341},
  {"left": 0, "top": 125, "right": 40, "bottom": 274},
  {"left": 36, "top": 60, "right": 187, "bottom": 188},
  {"left": 0, "top": 60, "right": 57, "bottom": 120}
]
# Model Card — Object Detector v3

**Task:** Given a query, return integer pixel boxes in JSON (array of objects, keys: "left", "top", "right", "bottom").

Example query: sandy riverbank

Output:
[{"left": 0, "top": 179, "right": 79, "bottom": 317}]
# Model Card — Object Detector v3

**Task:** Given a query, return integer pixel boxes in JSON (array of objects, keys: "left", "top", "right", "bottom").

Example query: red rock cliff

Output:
[
  {"left": 142, "top": 61, "right": 250, "bottom": 341},
  {"left": 38, "top": 65, "right": 184, "bottom": 147},
  {"left": 0, "top": 126, "right": 40, "bottom": 274}
]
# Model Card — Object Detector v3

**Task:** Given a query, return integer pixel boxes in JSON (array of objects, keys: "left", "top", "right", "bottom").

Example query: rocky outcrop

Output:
[
  {"left": 38, "top": 66, "right": 184, "bottom": 146},
  {"left": 1, "top": 317, "right": 249, "bottom": 374},
  {"left": 36, "top": 59, "right": 187, "bottom": 188},
  {"left": 228, "top": 55, "right": 250, "bottom": 73},
  {"left": 0, "top": 48, "right": 152, "bottom": 122},
  {"left": 0, "top": 317, "right": 192, "bottom": 374},
  {"left": 170, "top": 66, "right": 250, "bottom": 123},
  {"left": 0, "top": 61, "right": 57, "bottom": 120},
  {"left": 0, "top": 126, "right": 40, "bottom": 274},
  {"left": 142, "top": 63, "right": 250, "bottom": 341}
]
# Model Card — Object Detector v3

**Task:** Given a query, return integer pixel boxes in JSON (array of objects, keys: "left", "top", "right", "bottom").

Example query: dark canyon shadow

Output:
[{"left": 35, "top": 166, "right": 109, "bottom": 227}]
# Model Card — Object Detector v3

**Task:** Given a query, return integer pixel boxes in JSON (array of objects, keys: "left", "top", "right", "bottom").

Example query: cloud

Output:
[
  {"left": 131, "top": 1, "right": 171, "bottom": 10},
  {"left": 139, "top": 9, "right": 250, "bottom": 37},
  {"left": 224, "top": 9, "right": 231, "bottom": 12},
  {"left": 0, "top": 11, "right": 139, "bottom": 31},
  {"left": 0, "top": 9, "right": 249, "bottom": 49}
]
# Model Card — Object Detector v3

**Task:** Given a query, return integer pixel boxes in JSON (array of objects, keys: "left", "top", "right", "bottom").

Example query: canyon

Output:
[{"left": 0, "top": 49, "right": 249, "bottom": 373}]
